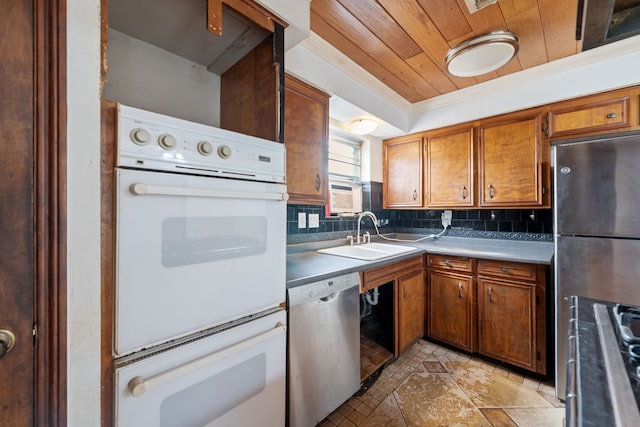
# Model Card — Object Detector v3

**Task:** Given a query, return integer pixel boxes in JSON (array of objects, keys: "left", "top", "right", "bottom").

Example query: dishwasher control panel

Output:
[{"left": 288, "top": 272, "right": 360, "bottom": 306}]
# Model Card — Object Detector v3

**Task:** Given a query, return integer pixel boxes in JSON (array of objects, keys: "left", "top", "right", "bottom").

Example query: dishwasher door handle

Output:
[{"left": 320, "top": 293, "right": 338, "bottom": 302}]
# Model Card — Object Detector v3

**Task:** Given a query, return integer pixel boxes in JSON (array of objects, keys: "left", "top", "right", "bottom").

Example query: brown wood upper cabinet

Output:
[
  {"left": 547, "top": 92, "right": 631, "bottom": 138},
  {"left": 477, "top": 108, "right": 549, "bottom": 208},
  {"left": 426, "top": 125, "right": 475, "bottom": 208},
  {"left": 383, "top": 136, "right": 423, "bottom": 208},
  {"left": 284, "top": 74, "right": 329, "bottom": 205}
]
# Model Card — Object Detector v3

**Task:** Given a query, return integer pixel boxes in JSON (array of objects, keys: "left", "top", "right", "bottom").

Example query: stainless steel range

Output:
[{"left": 113, "top": 104, "right": 288, "bottom": 426}]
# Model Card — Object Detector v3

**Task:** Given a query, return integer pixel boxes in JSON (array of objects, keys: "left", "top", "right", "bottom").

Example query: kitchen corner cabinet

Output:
[
  {"left": 284, "top": 74, "right": 329, "bottom": 205},
  {"left": 477, "top": 108, "right": 550, "bottom": 208},
  {"left": 383, "top": 136, "right": 423, "bottom": 208},
  {"left": 426, "top": 255, "right": 475, "bottom": 352},
  {"left": 477, "top": 260, "right": 547, "bottom": 374},
  {"left": 426, "top": 255, "right": 547, "bottom": 375},
  {"left": 426, "top": 125, "right": 475, "bottom": 208}
]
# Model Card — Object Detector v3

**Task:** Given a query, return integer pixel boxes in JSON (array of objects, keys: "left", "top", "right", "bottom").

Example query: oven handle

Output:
[
  {"left": 127, "top": 322, "right": 286, "bottom": 398},
  {"left": 129, "top": 183, "right": 289, "bottom": 201}
]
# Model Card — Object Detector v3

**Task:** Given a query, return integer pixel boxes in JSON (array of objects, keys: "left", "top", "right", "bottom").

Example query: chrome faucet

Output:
[{"left": 356, "top": 211, "right": 378, "bottom": 244}]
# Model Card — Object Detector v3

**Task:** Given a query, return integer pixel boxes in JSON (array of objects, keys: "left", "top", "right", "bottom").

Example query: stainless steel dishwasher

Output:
[{"left": 287, "top": 272, "right": 360, "bottom": 427}]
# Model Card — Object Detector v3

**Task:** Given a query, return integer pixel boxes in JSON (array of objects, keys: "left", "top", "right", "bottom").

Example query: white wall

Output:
[
  {"left": 103, "top": 30, "right": 222, "bottom": 127},
  {"left": 67, "top": 0, "right": 102, "bottom": 425}
]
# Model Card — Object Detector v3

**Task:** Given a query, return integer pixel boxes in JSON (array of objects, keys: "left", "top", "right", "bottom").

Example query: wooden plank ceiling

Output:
[{"left": 311, "top": 0, "right": 580, "bottom": 103}]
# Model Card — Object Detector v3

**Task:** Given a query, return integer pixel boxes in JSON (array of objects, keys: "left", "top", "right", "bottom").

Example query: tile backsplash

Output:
[{"left": 287, "top": 182, "right": 553, "bottom": 244}]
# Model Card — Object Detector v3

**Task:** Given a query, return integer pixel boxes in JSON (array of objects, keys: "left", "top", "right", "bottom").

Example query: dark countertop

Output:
[
  {"left": 286, "top": 235, "right": 554, "bottom": 288},
  {"left": 567, "top": 296, "right": 640, "bottom": 426}
]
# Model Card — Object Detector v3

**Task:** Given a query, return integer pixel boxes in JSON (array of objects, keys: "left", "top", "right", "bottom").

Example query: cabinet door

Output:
[
  {"left": 427, "top": 271, "right": 474, "bottom": 352},
  {"left": 383, "top": 136, "right": 423, "bottom": 208},
  {"left": 477, "top": 278, "right": 536, "bottom": 371},
  {"left": 478, "top": 110, "right": 546, "bottom": 207},
  {"left": 548, "top": 95, "right": 630, "bottom": 138},
  {"left": 426, "top": 126, "right": 474, "bottom": 207},
  {"left": 397, "top": 268, "right": 425, "bottom": 355},
  {"left": 284, "top": 74, "right": 329, "bottom": 205}
]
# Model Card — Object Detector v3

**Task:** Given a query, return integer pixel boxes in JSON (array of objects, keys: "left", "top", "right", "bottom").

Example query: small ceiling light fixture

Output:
[
  {"left": 348, "top": 118, "right": 378, "bottom": 135},
  {"left": 445, "top": 31, "right": 519, "bottom": 77}
]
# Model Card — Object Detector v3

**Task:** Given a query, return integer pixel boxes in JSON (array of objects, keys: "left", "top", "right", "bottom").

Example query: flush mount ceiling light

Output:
[
  {"left": 445, "top": 31, "right": 519, "bottom": 77},
  {"left": 348, "top": 118, "right": 378, "bottom": 135}
]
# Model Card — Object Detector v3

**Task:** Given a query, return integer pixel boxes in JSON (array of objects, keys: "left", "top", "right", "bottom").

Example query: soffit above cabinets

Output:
[{"left": 108, "top": 0, "right": 271, "bottom": 74}]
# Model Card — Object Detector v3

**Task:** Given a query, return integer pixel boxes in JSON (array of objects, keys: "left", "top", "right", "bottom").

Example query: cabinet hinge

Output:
[
  {"left": 542, "top": 113, "right": 550, "bottom": 137},
  {"left": 536, "top": 351, "right": 541, "bottom": 361}
]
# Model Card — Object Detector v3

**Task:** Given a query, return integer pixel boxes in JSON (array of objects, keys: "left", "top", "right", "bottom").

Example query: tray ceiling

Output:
[{"left": 310, "top": 0, "right": 581, "bottom": 104}]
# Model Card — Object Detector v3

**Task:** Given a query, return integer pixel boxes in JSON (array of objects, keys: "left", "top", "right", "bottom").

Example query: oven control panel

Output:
[{"left": 116, "top": 104, "right": 285, "bottom": 184}]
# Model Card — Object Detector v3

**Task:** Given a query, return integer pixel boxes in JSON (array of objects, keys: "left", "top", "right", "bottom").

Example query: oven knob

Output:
[
  {"left": 218, "top": 145, "right": 232, "bottom": 159},
  {"left": 197, "top": 141, "right": 213, "bottom": 156},
  {"left": 158, "top": 134, "right": 177, "bottom": 150},
  {"left": 130, "top": 128, "right": 151, "bottom": 145}
]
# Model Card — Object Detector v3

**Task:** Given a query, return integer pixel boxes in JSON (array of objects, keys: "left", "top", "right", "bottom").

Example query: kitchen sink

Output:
[{"left": 317, "top": 242, "right": 418, "bottom": 261}]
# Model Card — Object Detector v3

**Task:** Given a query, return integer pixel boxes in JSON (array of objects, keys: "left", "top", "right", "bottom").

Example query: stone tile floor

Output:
[{"left": 319, "top": 339, "right": 565, "bottom": 426}]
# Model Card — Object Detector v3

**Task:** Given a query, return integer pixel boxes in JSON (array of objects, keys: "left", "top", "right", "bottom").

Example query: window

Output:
[{"left": 328, "top": 136, "right": 361, "bottom": 183}]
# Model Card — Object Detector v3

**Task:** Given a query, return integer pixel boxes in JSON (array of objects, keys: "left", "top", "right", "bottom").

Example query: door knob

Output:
[{"left": 0, "top": 329, "right": 16, "bottom": 359}]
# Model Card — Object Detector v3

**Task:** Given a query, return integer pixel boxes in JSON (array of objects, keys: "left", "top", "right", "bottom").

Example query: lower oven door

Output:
[
  {"left": 115, "top": 310, "right": 286, "bottom": 427},
  {"left": 115, "top": 168, "right": 287, "bottom": 355}
]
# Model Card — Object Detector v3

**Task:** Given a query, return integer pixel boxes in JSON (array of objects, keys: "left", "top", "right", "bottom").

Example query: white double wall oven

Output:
[{"left": 113, "top": 104, "right": 287, "bottom": 426}]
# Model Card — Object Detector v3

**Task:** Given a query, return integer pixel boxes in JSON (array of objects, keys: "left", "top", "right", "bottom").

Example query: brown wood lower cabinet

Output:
[
  {"left": 360, "top": 256, "right": 425, "bottom": 382},
  {"left": 427, "top": 270, "right": 475, "bottom": 352},
  {"left": 427, "top": 255, "right": 547, "bottom": 376}
]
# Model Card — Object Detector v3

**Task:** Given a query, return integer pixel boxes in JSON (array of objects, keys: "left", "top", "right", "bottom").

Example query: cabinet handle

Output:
[
  {"left": 315, "top": 173, "right": 321, "bottom": 192},
  {"left": 607, "top": 112, "right": 617, "bottom": 119},
  {"left": 501, "top": 267, "right": 509, "bottom": 273},
  {"left": 488, "top": 184, "right": 496, "bottom": 199},
  {"left": 412, "top": 189, "right": 417, "bottom": 200},
  {"left": 458, "top": 282, "right": 463, "bottom": 298},
  {"left": 460, "top": 185, "right": 467, "bottom": 200},
  {"left": 444, "top": 260, "right": 451, "bottom": 267},
  {"left": 488, "top": 286, "right": 493, "bottom": 303}
]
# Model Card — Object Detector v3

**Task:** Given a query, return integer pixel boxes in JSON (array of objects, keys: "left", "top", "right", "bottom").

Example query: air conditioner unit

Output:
[{"left": 329, "top": 181, "right": 363, "bottom": 215}]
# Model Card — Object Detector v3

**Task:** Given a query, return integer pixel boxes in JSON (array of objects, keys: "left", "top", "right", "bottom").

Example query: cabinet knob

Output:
[
  {"left": 501, "top": 267, "right": 509, "bottom": 273},
  {"left": 444, "top": 260, "right": 451, "bottom": 267},
  {"left": 607, "top": 112, "right": 617, "bottom": 119}
]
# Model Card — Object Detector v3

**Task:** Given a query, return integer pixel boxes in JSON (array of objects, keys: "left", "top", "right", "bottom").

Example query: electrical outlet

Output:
[
  {"left": 298, "top": 212, "right": 306, "bottom": 229},
  {"left": 308, "top": 214, "right": 319, "bottom": 228},
  {"left": 441, "top": 210, "right": 452, "bottom": 227}
]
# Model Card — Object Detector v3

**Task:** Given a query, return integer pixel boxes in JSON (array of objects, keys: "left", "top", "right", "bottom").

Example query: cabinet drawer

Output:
[
  {"left": 477, "top": 260, "right": 537, "bottom": 282},
  {"left": 427, "top": 254, "right": 473, "bottom": 273},
  {"left": 548, "top": 96, "right": 630, "bottom": 138},
  {"left": 361, "top": 256, "right": 424, "bottom": 292}
]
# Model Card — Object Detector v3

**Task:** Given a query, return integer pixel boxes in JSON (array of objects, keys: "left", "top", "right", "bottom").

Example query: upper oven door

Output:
[{"left": 115, "top": 168, "right": 287, "bottom": 356}]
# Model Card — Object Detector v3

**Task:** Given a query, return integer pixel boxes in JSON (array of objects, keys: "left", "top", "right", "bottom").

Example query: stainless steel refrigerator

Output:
[{"left": 553, "top": 131, "right": 640, "bottom": 399}]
